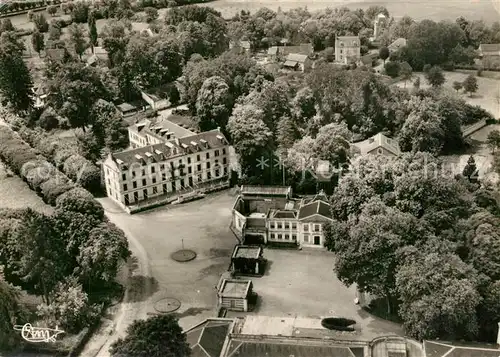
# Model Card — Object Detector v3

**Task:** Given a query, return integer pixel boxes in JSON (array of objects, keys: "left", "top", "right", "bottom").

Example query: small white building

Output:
[
  {"left": 352, "top": 133, "right": 401, "bottom": 157},
  {"left": 217, "top": 279, "right": 253, "bottom": 312},
  {"left": 335, "top": 36, "right": 361, "bottom": 64}
]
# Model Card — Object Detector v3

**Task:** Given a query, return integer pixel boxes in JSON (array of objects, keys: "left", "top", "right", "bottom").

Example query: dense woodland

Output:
[{"left": 0, "top": 0, "right": 500, "bottom": 351}]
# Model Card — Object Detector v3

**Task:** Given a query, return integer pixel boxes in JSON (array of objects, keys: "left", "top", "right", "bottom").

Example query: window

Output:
[
  {"left": 292, "top": 234, "right": 297, "bottom": 241},
  {"left": 270, "top": 222, "right": 275, "bottom": 229},
  {"left": 133, "top": 181, "right": 137, "bottom": 189},
  {"left": 215, "top": 150, "right": 219, "bottom": 157},
  {"left": 270, "top": 233, "right": 275, "bottom": 239},
  {"left": 206, "top": 152, "right": 210, "bottom": 159},
  {"left": 123, "top": 184, "right": 128, "bottom": 191},
  {"left": 133, "top": 192, "right": 138, "bottom": 202},
  {"left": 122, "top": 173, "right": 126, "bottom": 180},
  {"left": 152, "top": 177, "right": 157, "bottom": 184},
  {"left": 124, "top": 194, "right": 129, "bottom": 205},
  {"left": 314, "top": 224, "right": 320, "bottom": 232},
  {"left": 162, "top": 173, "right": 167, "bottom": 181},
  {"left": 197, "top": 175, "right": 202, "bottom": 182},
  {"left": 142, "top": 179, "right": 147, "bottom": 186},
  {"left": 284, "top": 234, "right": 289, "bottom": 240},
  {"left": 277, "top": 222, "right": 282, "bottom": 229},
  {"left": 188, "top": 167, "right": 192, "bottom": 174},
  {"left": 303, "top": 224, "right": 309, "bottom": 232},
  {"left": 160, "top": 164, "right": 165, "bottom": 170},
  {"left": 197, "top": 154, "right": 201, "bottom": 161},
  {"left": 143, "top": 189, "right": 148, "bottom": 199},
  {"left": 187, "top": 157, "right": 191, "bottom": 164},
  {"left": 304, "top": 235, "right": 309, "bottom": 243},
  {"left": 207, "top": 162, "right": 211, "bottom": 169},
  {"left": 223, "top": 158, "right": 227, "bottom": 164},
  {"left": 180, "top": 179, "right": 185, "bottom": 188},
  {"left": 197, "top": 164, "right": 202, "bottom": 172},
  {"left": 314, "top": 236, "right": 321, "bottom": 245},
  {"left": 162, "top": 183, "right": 167, "bottom": 192},
  {"left": 223, "top": 167, "right": 228, "bottom": 176},
  {"left": 222, "top": 148, "right": 226, "bottom": 154},
  {"left": 291, "top": 223, "right": 297, "bottom": 230},
  {"left": 215, "top": 169, "right": 220, "bottom": 177},
  {"left": 141, "top": 169, "right": 145, "bottom": 176},
  {"left": 377, "top": 148, "right": 383, "bottom": 154},
  {"left": 179, "top": 159, "right": 182, "bottom": 165},
  {"left": 152, "top": 187, "right": 157, "bottom": 194},
  {"left": 340, "top": 49, "right": 343, "bottom": 54},
  {"left": 132, "top": 171, "right": 136, "bottom": 178},
  {"left": 151, "top": 166, "right": 155, "bottom": 173},
  {"left": 277, "top": 234, "right": 282, "bottom": 240},
  {"left": 207, "top": 172, "right": 211, "bottom": 179},
  {"left": 284, "top": 223, "right": 290, "bottom": 229}
]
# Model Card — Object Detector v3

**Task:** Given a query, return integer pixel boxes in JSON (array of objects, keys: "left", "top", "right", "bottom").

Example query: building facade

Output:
[
  {"left": 103, "top": 127, "right": 230, "bottom": 213},
  {"left": 334, "top": 36, "right": 361, "bottom": 64},
  {"left": 231, "top": 187, "right": 333, "bottom": 248},
  {"left": 373, "top": 13, "right": 388, "bottom": 39}
]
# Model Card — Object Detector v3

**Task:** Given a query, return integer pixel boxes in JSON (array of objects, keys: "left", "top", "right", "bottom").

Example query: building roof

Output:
[
  {"left": 267, "top": 46, "right": 278, "bottom": 55},
  {"left": 185, "top": 319, "right": 233, "bottom": 357},
  {"left": 283, "top": 60, "right": 298, "bottom": 67},
  {"left": 388, "top": 37, "right": 407, "bottom": 51},
  {"left": 240, "top": 186, "right": 291, "bottom": 197},
  {"left": 218, "top": 279, "right": 252, "bottom": 299},
  {"left": 112, "top": 129, "right": 228, "bottom": 165},
  {"left": 352, "top": 133, "right": 400, "bottom": 156},
  {"left": 232, "top": 245, "right": 262, "bottom": 259},
  {"left": 479, "top": 43, "right": 500, "bottom": 53},
  {"left": 423, "top": 340, "right": 500, "bottom": 357},
  {"left": 272, "top": 210, "right": 297, "bottom": 219},
  {"left": 116, "top": 103, "right": 137, "bottom": 112},
  {"left": 359, "top": 54, "right": 374, "bottom": 66},
  {"left": 93, "top": 46, "right": 108, "bottom": 55},
  {"left": 129, "top": 118, "right": 195, "bottom": 140},
  {"left": 335, "top": 36, "right": 360, "bottom": 47},
  {"left": 298, "top": 200, "right": 333, "bottom": 220},
  {"left": 46, "top": 48, "right": 65, "bottom": 61},
  {"left": 286, "top": 53, "right": 308, "bottom": 63},
  {"left": 240, "top": 40, "right": 251, "bottom": 49}
]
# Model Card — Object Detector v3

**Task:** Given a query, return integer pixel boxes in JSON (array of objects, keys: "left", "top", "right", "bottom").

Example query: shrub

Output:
[
  {"left": 63, "top": 154, "right": 101, "bottom": 192},
  {"left": 0, "top": 126, "right": 39, "bottom": 175},
  {"left": 55, "top": 187, "right": 104, "bottom": 219},
  {"left": 40, "top": 174, "right": 74, "bottom": 205},
  {"left": 21, "top": 160, "right": 56, "bottom": 192},
  {"left": 54, "top": 148, "right": 76, "bottom": 169},
  {"left": 38, "top": 110, "right": 59, "bottom": 130}
]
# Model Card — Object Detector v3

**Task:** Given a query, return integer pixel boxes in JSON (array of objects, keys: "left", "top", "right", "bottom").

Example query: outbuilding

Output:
[
  {"left": 231, "top": 245, "right": 265, "bottom": 275},
  {"left": 217, "top": 279, "right": 253, "bottom": 312}
]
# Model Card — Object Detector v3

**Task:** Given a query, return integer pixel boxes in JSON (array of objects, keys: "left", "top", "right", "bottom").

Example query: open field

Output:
[
  {"left": 0, "top": 161, "right": 53, "bottom": 214},
  {"left": 394, "top": 71, "right": 500, "bottom": 119}
]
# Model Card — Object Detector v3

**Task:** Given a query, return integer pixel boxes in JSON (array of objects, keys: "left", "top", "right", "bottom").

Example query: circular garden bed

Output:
[{"left": 321, "top": 317, "right": 356, "bottom": 331}]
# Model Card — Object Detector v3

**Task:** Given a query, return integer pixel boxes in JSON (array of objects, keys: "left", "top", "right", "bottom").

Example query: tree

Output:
[
  {"left": 71, "top": 1, "right": 90, "bottom": 23},
  {"left": 47, "top": 5, "right": 58, "bottom": 16},
  {"left": 144, "top": 7, "right": 159, "bottom": 23},
  {"left": 0, "top": 33, "right": 33, "bottom": 114},
  {"left": 379, "top": 46, "right": 389, "bottom": 64},
  {"left": 462, "top": 155, "right": 479, "bottom": 183},
  {"left": 48, "top": 24, "right": 62, "bottom": 41},
  {"left": 292, "top": 86, "right": 316, "bottom": 124},
  {"left": 425, "top": 65, "right": 445, "bottom": 87},
  {"left": 384, "top": 61, "right": 400, "bottom": 78},
  {"left": 31, "top": 29, "right": 45, "bottom": 56},
  {"left": 0, "top": 19, "right": 15, "bottom": 33},
  {"left": 88, "top": 12, "right": 98, "bottom": 51},
  {"left": 55, "top": 187, "right": 104, "bottom": 220},
  {"left": 195, "top": 76, "right": 233, "bottom": 132},
  {"left": 68, "top": 24, "right": 87, "bottom": 59},
  {"left": 463, "top": 74, "right": 478, "bottom": 97},
  {"left": 313, "top": 123, "right": 351, "bottom": 168},
  {"left": 101, "top": 20, "right": 130, "bottom": 67},
  {"left": 110, "top": 314, "right": 190, "bottom": 357},
  {"left": 453, "top": 81, "right": 463, "bottom": 92},
  {"left": 0, "top": 281, "right": 26, "bottom": 351},
  {"left": 33, "top": 13, "right": 49, "bottom": 33},
  {"left": 487, "top": 130, "right": 500, "bottom": 153},
  {"left": 399, "top": 62, "right": 413, "bottom": 88}
]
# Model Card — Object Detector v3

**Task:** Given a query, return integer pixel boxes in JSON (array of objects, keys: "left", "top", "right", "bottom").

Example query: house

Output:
[
  {"left": 352, "top": 133, "right": 401, "bottom": 157},
  {"left": 231, "top": 186, "right": 334, "bottom": 247},
  {"left": 102, "top": 128, "right": 230, "bottom": 213},
  {"left": 423, "top": 340, "right": 500, "bottom": 357},
  {"left": 374, "top": 13, "right": 388, "bottom": 39},
  {"left": 128, "top": 118, "right": 196, "bottom": 148},
  {"left": 478, "top": 43, "right": 500, "bottom": 57},
  {"left": 283, "top": 53, "right": 310, "bottom": 72},
  {"left": 335, "top": 36, "right": 361, "bottom": 64},
  {"left": 140, "top": 88, "right": 170, "bottom": 111},
  {"left": 388, "top": 37, "right": 407, "bottom": 52},
  {"left": 230, "top": 245, "right": 264, "bottom": 276},
  {"left": 32, "top": 84, "right": 49, "bottom": 109},
  {"left": 217, "top": 279, "right": 253, "bottom": 312},
  {"left": 116, "top": 103, "right": 139, "bottom": 118},
  {"left": 184, "top": 316, "right": 425, "bottom": 357}
]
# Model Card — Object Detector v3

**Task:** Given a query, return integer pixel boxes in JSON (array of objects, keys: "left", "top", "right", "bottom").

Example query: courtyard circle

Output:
[
  {"left": 171, "top": 249, "right": 197, "bottom": 262},
  {"left": 154, "top": 297, "right": 181, "bottom": 313}
]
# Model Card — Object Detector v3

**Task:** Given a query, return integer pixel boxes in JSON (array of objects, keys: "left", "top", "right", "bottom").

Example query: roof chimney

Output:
[{"left": 175, "top": 137, "right": 180, "bottom": 146}]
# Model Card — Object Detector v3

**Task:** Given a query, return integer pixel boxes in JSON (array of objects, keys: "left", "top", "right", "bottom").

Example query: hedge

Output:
[
  {"left": 55, "top": 187, "right": 104, "bottom": 220},
  {"left": 63, "top": 154, "right": 101, "bottom": 193},
  {"left": 0, "top": 125, "right": 39, "bottom": 175}
]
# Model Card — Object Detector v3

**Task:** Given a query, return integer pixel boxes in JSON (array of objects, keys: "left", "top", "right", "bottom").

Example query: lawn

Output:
[{"left": 0, "top": 161, "right": 53, "bottom": 214}]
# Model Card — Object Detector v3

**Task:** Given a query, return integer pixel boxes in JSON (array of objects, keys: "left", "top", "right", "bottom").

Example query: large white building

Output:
[
  {"left": 103, "top": 119, "right": 230, "bottom": 213},
  {"left": 231, "top": 186, "right": 334, "bottom": 248}
]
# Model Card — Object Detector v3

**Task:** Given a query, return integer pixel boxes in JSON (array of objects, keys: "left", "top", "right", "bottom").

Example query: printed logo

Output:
[{"left": 13, "top": 323, "right": 65, "bottom": 343}]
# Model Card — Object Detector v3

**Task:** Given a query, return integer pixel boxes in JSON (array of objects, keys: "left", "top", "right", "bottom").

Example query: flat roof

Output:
[
  {"left": 232, "top": 245, "right": 262, "bottom": 259},
  {"left": 240, "top": 186, "right": 291, "bottom": 197},
  {"left": 219, "top": 279, "right": 251, "bottom": 298}
]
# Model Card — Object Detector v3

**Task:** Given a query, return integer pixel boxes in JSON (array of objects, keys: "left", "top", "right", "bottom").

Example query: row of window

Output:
[
  {"left": 270, "top": 233, "right": 297, "bottom": 241},
  {"left": 122, "top": 167, "right": 228, "bottom": 192},
  {"left": 269, "top": 222, "right": 321, "bottom": 232}
]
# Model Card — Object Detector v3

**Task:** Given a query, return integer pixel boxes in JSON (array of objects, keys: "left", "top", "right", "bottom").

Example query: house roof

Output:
[
  {"left": 93, "top": 46, "right": 108, "bottom": 55},
  {"left": 272, "top": 210, "right": 296, "bottom": 219},
  {"left": 129, "top": 118, "right": 195, "bottom": 140},
  {"left": 240, "top": 40, "right": 251, "bottom": 49},
  {"left": 423, "top": 340, "right": 500, "bottom": 357},
  {"left": 218, "top": 279, "right": 252, "bottom": 299},
  {"left": 225, "top": 340, "right": 359, "bottom": 357},
  {"left": 284, "top": 60, "right": 298, "bottom": 67},
  {"left": 298, "top": 200, "right": 332, "bottom": 220},
  {"left": 232, "top": 245, "right": 262, "bottom": 259},
  {"left": 240, "top": 186, "right": 291, "bottom": 197},
  {"left": 352, "top": 133, "right": 401, "bottom": 156},
  {"left": 335, "top": 36, "right": 360, "bottom": 47},
  {"left": 286, "top": 53, "right": 308, "bottom": 63},
  {"left": 388, "top": 38, "right": 407, "bottom": 51},
  {"left": 479, "top": 43, "right": 500, "bottom": 53},
  {"left": 116, "top": 103, "right": 137, "bottom": 112},
  {"left": 185, "top": 319, "right": 233, "bottom": 357},
  {"left": 267, "top": 46, "right": 278, "bottom": 55},
  {"left": 112, "top": 129, "right": 228, "bottom": 165},
  {"left": 46, "top": 48, "right": 65, "bottom": 61}
]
